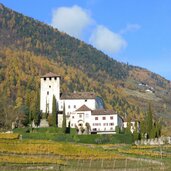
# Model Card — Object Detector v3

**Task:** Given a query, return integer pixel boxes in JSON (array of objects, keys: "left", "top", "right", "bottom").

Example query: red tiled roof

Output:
[
  {"left": 41, "top": 72, "right": 60, "bottom": 78},
  {"left": 61, "top": 92, "right": 96, "bottom": 99},
  {"left": 76, "top": 105, "right": 92, "bottom": 111},
  {"left": 91, "top": 109, "right": 116, "bottom": 115}
]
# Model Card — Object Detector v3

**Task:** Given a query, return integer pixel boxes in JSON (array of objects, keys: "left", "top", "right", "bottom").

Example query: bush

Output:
[{"left": 14, "top": 127, "right": 77, "bottom": 134}]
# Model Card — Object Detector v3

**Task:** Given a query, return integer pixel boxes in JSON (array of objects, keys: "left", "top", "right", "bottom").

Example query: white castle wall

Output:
[{"left": 70, "top": 111, "right": 123, "bottom": 133}]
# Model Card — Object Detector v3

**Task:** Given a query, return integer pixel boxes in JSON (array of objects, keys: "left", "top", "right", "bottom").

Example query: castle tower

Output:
[{"left": 40, "top": 72, "right": 60, "bottom": 114}]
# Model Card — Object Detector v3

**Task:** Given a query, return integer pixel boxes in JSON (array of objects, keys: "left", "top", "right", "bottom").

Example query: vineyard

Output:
[{"left": 0, "top": 135, "right": 171, "bottom": 171}]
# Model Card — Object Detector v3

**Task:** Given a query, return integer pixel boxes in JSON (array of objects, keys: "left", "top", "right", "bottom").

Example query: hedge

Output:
[{"left": 21, "top": 133, "right": 133, "bottom": 144}]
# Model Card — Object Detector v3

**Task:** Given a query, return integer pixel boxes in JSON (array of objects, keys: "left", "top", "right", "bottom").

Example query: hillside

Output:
[{"left": 0, "top": 4, "right": 171, "bottom": 134}]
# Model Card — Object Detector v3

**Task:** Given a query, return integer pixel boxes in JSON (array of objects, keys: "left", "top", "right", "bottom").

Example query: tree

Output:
[
  {"left": 32, "top": 92, "right": 41, "bottom": 126},
  {"left": 62, "top": 102, "right": 66, "bottom": 133},
  {"left": 48, "top": 115, "right": 53, "bottom": 126},
  {"left": 52, "top": 95, "right": 57, "bottom": 127},
  {"left": 125, "top": 122, "right": 131, "bottom": 134},
  {"left": 85, "top": 122, "right": 91, "bottom": 134},
  {"left": 115, "top": 126, "right": 120, "bottom": 134},
  {"left": 45, "top": 101, "right": 49, "bottom": 119},
  {"left": 147, "top": 104, "right": 153, "bottom": 138},
  {"left": 140, "top": 119, "right": 147, "bottom": 139},
  {"left": 133, "top": 121, "right": 141, "bottom": 141},
  {"left": 25, "top": 91, "right": 32, "bottom": 124},
  {"left": 66, "top": 121, "right": 71, "bottom": 134}
]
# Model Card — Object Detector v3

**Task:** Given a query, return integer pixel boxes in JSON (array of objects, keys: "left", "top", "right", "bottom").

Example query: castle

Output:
[{"left": 40, "top": 72, "right": 124, "bottom": 134}]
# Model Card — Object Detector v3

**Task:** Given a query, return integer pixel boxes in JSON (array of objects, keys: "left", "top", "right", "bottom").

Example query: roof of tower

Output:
[
  {"left": 76, "top": 105, "right": 92, "bottom": 111},
  {"left": 61, "top": 92, "right": 96, "bottom": 99},
  {"left": 41, "top": 72, "right": 60, "bottom": 78}
]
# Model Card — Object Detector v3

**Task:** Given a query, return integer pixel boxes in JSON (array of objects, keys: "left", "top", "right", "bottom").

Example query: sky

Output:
[{"left": 1, "top": 0, "right": 171, "bottom": 80}]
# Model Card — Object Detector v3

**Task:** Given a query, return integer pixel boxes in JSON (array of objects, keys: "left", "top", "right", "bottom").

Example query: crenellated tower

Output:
[{"left": 40, "top": 72, "right": 60, "bottom": 114}]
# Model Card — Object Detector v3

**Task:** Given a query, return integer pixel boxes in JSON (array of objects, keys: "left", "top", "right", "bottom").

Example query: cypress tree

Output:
[
  {"left": 147, "top": 104, "right": 153, "bottom": 138},
  {"left": 62, "top": 102, "right": 66, "bottom": 133},
  {"left": 33, "top": 92, "right": 41, "bottom": 126},
  {"left": 45, "top": 101, "right": 48, "bottom": 119},
  {"left": 52, "top": 95, "right": 57, "bottom": 127}
]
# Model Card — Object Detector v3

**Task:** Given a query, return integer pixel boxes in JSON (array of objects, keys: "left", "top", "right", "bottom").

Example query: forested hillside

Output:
[
  {"left": 0, "top": 49, "right": 139, "bottom": 129},
  {"left": 0, "top": 3, "right": 171, "bottom": 134}
]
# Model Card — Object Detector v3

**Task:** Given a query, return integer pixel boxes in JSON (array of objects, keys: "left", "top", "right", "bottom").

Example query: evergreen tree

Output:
[
  {"left": 33, "top": 92, "right": 41, "bottom": 126},
  {"left": 66, "top": 121, "right": 71, "bottom": 134},
  {"left": 147, "top": 104, "right": 153, "bottom": 138},
  {"left": 133, "top": 121, "right": 141, "bottom": 140},
  {"left": 125, "top": 122, "right": 131, "bottom": 134},
  {"left": 140, "top": 120, "right": 147, "bottom": 139},
  {"left": 29, "top": 111, "right": 33, "bottom": 125},
  {"left": 62, "top": 102, "right": 66, "bottom": 133},
  {"left": 52, "top": 95, "right": 57, "bottom": 127},
  {"left": 45, "top": 101, "right": 48, "bottom": 119}
]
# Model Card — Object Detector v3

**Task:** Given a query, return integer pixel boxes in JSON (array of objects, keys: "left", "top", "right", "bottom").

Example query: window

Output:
[
  {"left": 74, "top": 105, "right": 76, "bottom": 108},
  {"left": 47, "top": 91, "right": 49, "bottom": 95},
  {"left": 79, "top": 114, "right": 82, "bottom": 118},
  {"left": 109, "top": 123, "right": 114, "bottom": 126},
  {"left": 102, "top": 117, "right": 106, "bottom": 120},
  {"left": 86, "top": 113, "right": 89, "bottom": 118},
  {"left": 85, "top": 99, "right": 87, "bottom": 102},
  {"left": 95, "top": 117, "right": 98, "bottom": 120},
  {"left": 110, "top": 116, "right": 113, "bottom": 120},
  {"left": 61, "top": 105, "right": 63, "bottom": 109},
  {"left": 72, "top": 116, "right": 74, "bottom": 119},
  {"left": 49, "top": 77, "right": 51, "bottom": 80},
  {"left": 110, "top": 127, "right": 113, "bottom": 130},
  {"left": 49, "top": 85, "right": 51, "bottom": 88},
  {"left": 54, "top": 77, "right": 57, "bottom": 80},
  {"left": 44, "top": 78, "right": 46, "bottom": 81},
  {"left": 68, "top": 105, "right": 70, "bottom": 109}
]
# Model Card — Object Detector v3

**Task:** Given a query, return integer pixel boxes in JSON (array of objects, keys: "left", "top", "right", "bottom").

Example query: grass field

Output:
[{"left": 0, "top": 137, "right": 170, "bottom": 171}]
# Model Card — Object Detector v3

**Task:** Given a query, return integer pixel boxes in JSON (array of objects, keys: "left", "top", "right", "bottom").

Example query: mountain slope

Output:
[
  {"left": 0, "top": 3, "right": 171, "bottom": 134},
  {"left": 0, "top": 3, "right": 128, "bottom": 81},
  {"left": 0, "top": 48, "right": 138, "bottom": 129}
]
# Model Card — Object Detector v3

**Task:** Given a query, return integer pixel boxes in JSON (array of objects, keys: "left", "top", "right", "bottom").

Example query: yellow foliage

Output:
[
  {"left": 0, "top": 133, "right": 19, "bottom": 139},
  {"left": 0, "top": 139, "right": 124, "bottom": 160}
]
